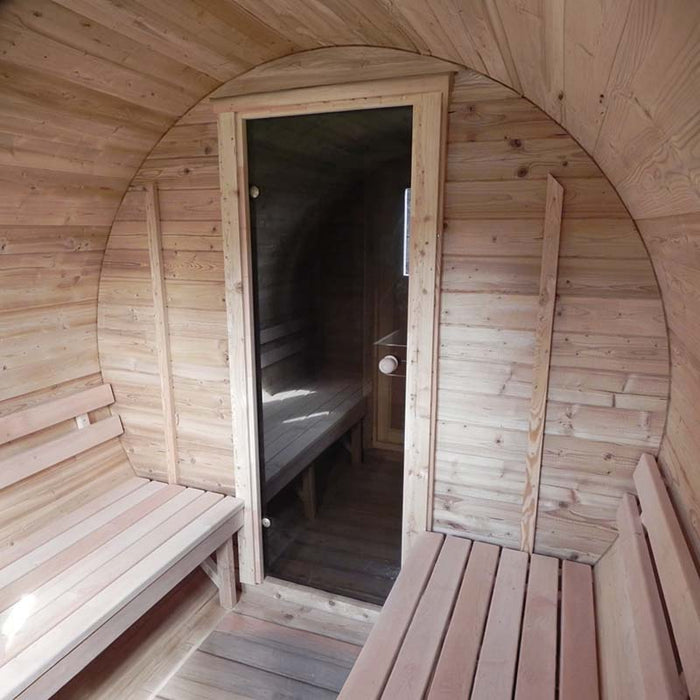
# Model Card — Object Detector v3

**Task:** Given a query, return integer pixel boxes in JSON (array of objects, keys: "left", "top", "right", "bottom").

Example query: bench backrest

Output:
[
  {"left": 0, "top": 384, "right": 123, "bottom": 490},
  {"left": 595, "top": 454, "right": 700, "bottom": 700},
  {"left": 635, "top": 455, "right": 700, "bottom": 698}
]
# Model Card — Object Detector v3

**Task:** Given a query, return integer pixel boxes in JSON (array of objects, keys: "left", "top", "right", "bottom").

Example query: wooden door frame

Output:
[{"left": 215, "top": 74, "right": 451, "bottom": 585}]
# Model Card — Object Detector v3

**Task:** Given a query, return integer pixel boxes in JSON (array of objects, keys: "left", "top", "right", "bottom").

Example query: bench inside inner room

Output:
[
  {"left": 0, "top": 384, "right": 245, "bottom": 699},
  {"left": 340, "top": 454, "right": 700, "bottom": 699},
  {"left": 260, "top": 349, "right": 365, "bottom": 511}
]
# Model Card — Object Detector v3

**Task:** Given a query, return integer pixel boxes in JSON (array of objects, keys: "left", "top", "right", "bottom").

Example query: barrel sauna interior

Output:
[{"left": 0, "top": 2, "right": 699, "bottom": 698}]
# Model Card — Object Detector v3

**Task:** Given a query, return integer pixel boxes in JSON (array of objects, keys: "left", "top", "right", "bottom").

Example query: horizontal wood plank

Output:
[{"left": 0, "top": 416, "right": 124, "bottom": 490}]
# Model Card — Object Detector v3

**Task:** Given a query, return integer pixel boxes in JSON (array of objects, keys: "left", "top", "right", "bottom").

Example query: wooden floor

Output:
[
  {"left": 158, "top": 579, "right": 379, "bottom": 699},
  {"left": 266, "top": 446, "right": 403, "bottom": 604}
]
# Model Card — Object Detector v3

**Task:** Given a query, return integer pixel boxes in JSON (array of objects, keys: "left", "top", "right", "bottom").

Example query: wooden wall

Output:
[
  {"left": 433, "top": 72, "right": 668, "bottom": 562},
  {"left": 99, "top": 117, "right": 231, "bottom": 490},
  {"left": 639, "top": 215, "right": 700, "bottom": 558},
  {"left": 98, "top": 60, "right": 669, "bottom": 562},
  {"left": 99, "top": 103, "right": 410, "bottom": 491},
  {"left": 1, "top": 2, "right": 699, "bottom": 560}
]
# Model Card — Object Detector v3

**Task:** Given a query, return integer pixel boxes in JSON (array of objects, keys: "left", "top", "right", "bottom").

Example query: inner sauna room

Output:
[{"left": 0, "top": 2, "right": 699, "bottom": 700}]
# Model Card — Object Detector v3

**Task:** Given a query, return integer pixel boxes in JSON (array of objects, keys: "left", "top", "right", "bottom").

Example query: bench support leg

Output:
[
  {"left": 216, "top": 538, "right": 237, "bottom": 610},
  {"left": 300, "top": 465, "right": 317, "bottom": 521},
  {"left": 351, "top": 422, "right": 362, "bottom": 465}
]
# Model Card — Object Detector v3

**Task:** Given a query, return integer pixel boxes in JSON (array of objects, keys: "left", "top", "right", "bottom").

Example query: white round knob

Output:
[{"left": 379, "top": 355, "right": 400, "bottom": 375}]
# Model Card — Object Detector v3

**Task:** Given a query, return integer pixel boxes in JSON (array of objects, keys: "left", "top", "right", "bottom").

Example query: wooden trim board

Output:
[
  {"left": 145, "top": 183, "right": 178, "bottom": 485},
  {"left": 217, "top": 74, "right": 450, "bottom": 583},
  {"left": 520, "top": 175, "right": 564, "bottom": 553},
  {"left": 217, "top": 110, "right": 263, "bottom": 585}
]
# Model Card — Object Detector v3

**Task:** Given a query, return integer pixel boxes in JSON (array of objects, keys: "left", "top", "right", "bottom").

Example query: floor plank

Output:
[
  {"left": 159, "top": 650, "right": 337, "bottom": 700},
  {"left": 201, "top": 614, "right": 359, "bottom": 692}
]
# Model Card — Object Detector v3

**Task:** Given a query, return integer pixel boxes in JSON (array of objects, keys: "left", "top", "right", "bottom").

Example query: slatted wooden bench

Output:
[
  {"left": 262, "top": 375, "right": 365, "bottom": 506},
  {"left": 596, "top": 453, "right": 700, "bottom": 700},
  {"left": 340, "top": 532, "right": 598, "bottom": 699},
  {"left": 0, "top": 384, "right": 244, "bottom": 699},
  {"left": 340, "top": 454, "right": 700, "bottom": 700}
]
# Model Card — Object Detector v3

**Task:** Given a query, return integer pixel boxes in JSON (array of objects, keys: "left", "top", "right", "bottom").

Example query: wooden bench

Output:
[
  {"left": 596, "top": 453, "right": 700, "bottom": 700},
  {"left": 340, "top": 454, "right": 700, "bottom": 700},
  {"left": 0, "top": 384, "right": 244, "bottom": 699},
  {"left": 340, "top": 532, "right": 598, "bottom": 699},
  {"left": 261, "top": 375, "right": 365, "bottom": 507}
]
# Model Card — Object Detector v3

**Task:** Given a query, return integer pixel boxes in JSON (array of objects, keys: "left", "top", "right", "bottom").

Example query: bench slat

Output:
[
  {"left": 15, "top": 502, "right": 243, "bottom": 699},
  {"left": 635, "top": 454, "right": 700, "bottom": 699},
  {"left": 0, "top": 494, "right": 243, "bottom": 697},
  {"left": 0, "top": 488, "right": 196, "bottom": 634},
  {"left": 338, "top": 532, "right": 443, "bottom": 700},
  {"left": 383, "top": 537, "right": 471, "bottom": 698},
  {"left": 0, "top": 385, "right": 115, "bottom": 446},
  {"left": 615, "top": 493, "right": 682, "bottom": 700},
  {"left": 471, "top": 547, "right": 528, "bottom": 700},
  {"left": 0, "top": 415, "right": 123, "bottom": 490},
  {"left": 0, "top": 488, "right": 202, "bottom": 664},
  {"left": 263, "top": 380, "right": 356, "bottom": 454},
  {"left": 514, "top": 554, "right": 558, "bottom": 700},
  {"left": 428, "top": 541, "right": 499, "bottom": 699},
  {"left": 264, "top": 384, "right": 362, "bottom": 462},
  {"left": 560, "top": 560, "right": 599, "bottom": 700},
  {"left": 0, "top": 481, "right": 170, "bottom": 608},
  {"left": 0, "top": 477, "right": 148, "bottom": 571}
]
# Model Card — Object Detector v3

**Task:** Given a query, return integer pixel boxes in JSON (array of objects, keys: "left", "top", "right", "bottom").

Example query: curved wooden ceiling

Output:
[{"left": 1, "top": 0, "right": 698, "bottom": 553}]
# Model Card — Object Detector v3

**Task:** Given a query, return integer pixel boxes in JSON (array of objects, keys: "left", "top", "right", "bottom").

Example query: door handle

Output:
[{"left": 379, "top": 355, "right": 400, "bottom": 375}]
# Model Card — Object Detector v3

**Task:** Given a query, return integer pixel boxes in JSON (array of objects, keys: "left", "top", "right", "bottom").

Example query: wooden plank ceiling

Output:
[{"left": 0, "top": 0, "right": 699, "bottom": 558}]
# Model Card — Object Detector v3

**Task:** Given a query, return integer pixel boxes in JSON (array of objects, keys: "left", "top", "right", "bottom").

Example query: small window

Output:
[{"left": 403, "top": 187, "right": 411, "bottom": 277}]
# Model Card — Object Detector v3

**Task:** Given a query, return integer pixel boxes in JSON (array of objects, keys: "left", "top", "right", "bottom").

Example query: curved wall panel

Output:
[
  {"left": 0, "top": 1, "right": 697, "bottom": 556},
  {"left": 98, "top": 55, "right": 669, "bottom": 562}
]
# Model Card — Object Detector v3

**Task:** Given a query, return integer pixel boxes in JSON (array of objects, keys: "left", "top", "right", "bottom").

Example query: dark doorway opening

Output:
[{"left": 247, "top": 107, "right": 412, "bottom": 604}]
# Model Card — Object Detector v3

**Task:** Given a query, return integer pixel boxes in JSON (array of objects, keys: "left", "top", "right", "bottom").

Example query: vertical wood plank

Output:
[
  {"left": 471, "top": 548, "right": 529, "bottom": 700},
  {"left": 634, "top": 454, "right": 700, "bottom": 699},
  {"left": 218, "top": 111, "right": 264, "bottom": 585},
  {"left": 216, "top": 538, "right": 237, "bottom": 610},
  {"left": 402, "top": 86, "right": 447, "bottom": 555},
  {"left": 145, "top": 182, "right": 178, "bottom": 485},
  {"left": 382, "top": 536, "right": 471, "bottom": 698},
  {"left": 560, "top": 560, "right": 599, "bottom": 700},
  {"left": 520, "top": 174, "right": 564, "bottom": 552},
  {"left": 514, "top": 554, "right": 559, "bottom": 700},
  {"left": 428, "top": 541, "right": 500, "bottom": 699}
]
